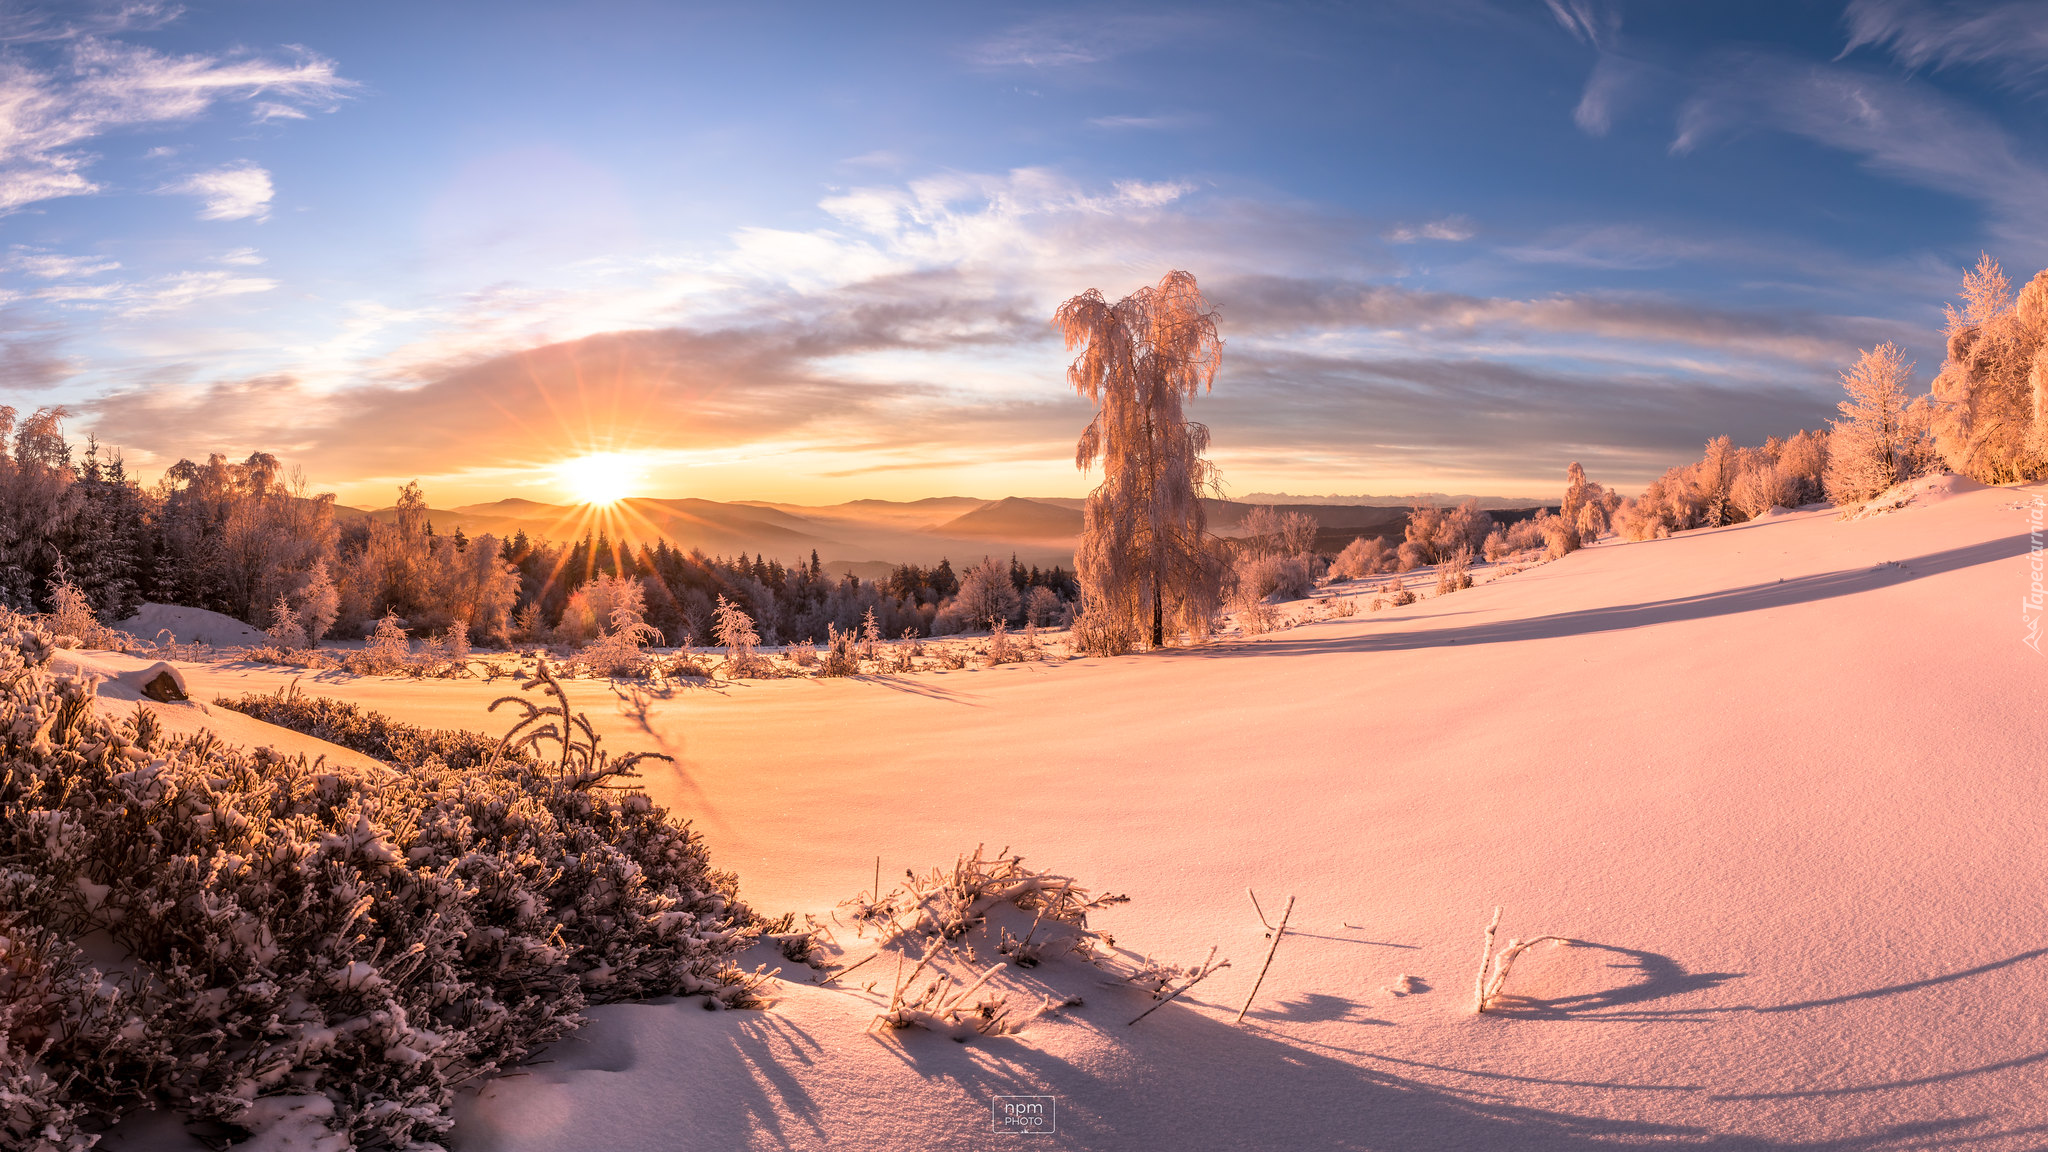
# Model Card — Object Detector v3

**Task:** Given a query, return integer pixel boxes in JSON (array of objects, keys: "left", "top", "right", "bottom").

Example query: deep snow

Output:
[{"left": 111, "top": 480, "right": 2048, "bottom": 1150}]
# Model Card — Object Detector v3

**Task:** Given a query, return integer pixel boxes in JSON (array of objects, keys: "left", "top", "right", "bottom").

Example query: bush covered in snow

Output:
[
  {"left": 0, "top": 630, "right": 760, "bottom": 1149},
  {"left": 1330, "top": 535, "right": 1393, "bottom": 579}
]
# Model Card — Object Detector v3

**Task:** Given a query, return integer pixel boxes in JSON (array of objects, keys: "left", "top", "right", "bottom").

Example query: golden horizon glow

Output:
[{"left": 555, "top": 452, "right": 639, "bottom": 506}]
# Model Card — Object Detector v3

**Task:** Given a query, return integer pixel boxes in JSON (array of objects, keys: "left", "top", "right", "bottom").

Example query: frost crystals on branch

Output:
[{"left": 1059, "top": 270, "right": 1226, "bottom": 652}]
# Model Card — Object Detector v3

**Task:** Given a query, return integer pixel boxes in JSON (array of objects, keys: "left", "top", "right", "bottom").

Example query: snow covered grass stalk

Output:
[
  {"left": 1235, "top": 893, "right": 1294, "bottom": 1025},
  {"left": 1472, "top": 906, "right": 1572, "bottom": 1014},
  {"left": 872, "top": 940, "right": 1037, "bottom": 1041},
  {"left": 1127, "top": 946, "right": 1231, "bottom": 1027},
  {"left": 0, "top": 626, "right": 761, "bottom": 1147},
  {"left": 844, "top": 845, "right": 1128, "bottom": 953}
]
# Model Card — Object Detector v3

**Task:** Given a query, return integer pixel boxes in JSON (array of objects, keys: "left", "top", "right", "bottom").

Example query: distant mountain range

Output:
[{"left": 333, "top": 493, "right": 1554, "bottom": 571}]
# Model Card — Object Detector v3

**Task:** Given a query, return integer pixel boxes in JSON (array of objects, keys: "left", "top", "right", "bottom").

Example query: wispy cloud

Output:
[
  {"left": 7, "top": 249, "right": 120, "bottom": 278},
  {"left": 1544, "top": 0, "right": 1614, "bottom": 48},
  {"left": 1385, "top": 216, "right": 1474, "bottom": 243},
  {"left": 29, "top": 267, "right": 275, "bottom": 314},
  {"left": 1842, "top": 0, "right": 2048, "bottom": 92},
  {"left": 0, "top": 35, "right": 349, "bottom": 213},
  {"left": 967, "top": 13, "right": 1211, "bottom": 71},
  {"left": 0, "top": 2, "right": 180, "bottom": 45},
  {"left": 165, "top": 163, "right": 273, "bottom": 221},
  {"left": 1087, "top": 114, "right": 1185, "bottom": 130},
  {"left": 1673, "top": 52, "right": 2048, "bottom": 241}
]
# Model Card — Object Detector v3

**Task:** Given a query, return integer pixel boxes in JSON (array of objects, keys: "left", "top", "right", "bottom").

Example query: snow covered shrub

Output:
[
  {"left": 1234, "top": 553, "right": 1315, "bottom": 604},
  {"left": 557, "top": 575, "right": 647, "bottom": 648},
  {"left": 950, "top": 557, "right": 1022, "bottom": 633},
  {"left": 1024, "top": 586, "right": 1063, "bottom": 627},
  {"left": 712, "top": 595, "right": 766, "bottom": 677},
  {"left": 788, "top": 640, "right": 817, "bottom": 668},
  {"left": 1729, "top": 460, "right": 1797, "bottom": 520},
  {"left": 4, "top": 637, "right": 760, "bottom": 1147},
  {"left": 1070, "top": 605, "right": 1137, "bottom": 657},
  {"left": 1435, "top": 547, "right": 1473, "bottom": 595},
  {"left": 38, "top": 580, "right": 129, "bottom": 652},
  {"left": 573, "top": 611, "right": 663, "bottom": 679},
  {"left": 819, "top": 623, "right": 860, "bottom": 677},
  {"left": 935, "top": 645, "right": 970, "bottom": 669},
  {"left": 1386, "top": 577, "right": 1416, "bottom": 607},
  {"left": 1541, "top": 515, "right": 1577, "bottom": 560},
  {"left": 265, "top": 594, "right": 309, "bottom": 650},
  {"left": 345, "top": 610, "right": 413, "bottom": 675},
  {"left": 986, "top": 621, "right": 1021, "bottom": 665},
  {"left": 1332, "top": 535, "right": 1392, "bottom": 579},
  {"left": 1236, "top": 601, "right": 1281, "bottom": 634},
  {"left": 1403, "top": 499, "right": 1492, "bottom": 566},
  {"left": 1501, "top": 517, "right": 1547, "bottom": 553},
  {"left": 839, "top": 848, "right": 1231, "bottom": 1040}
]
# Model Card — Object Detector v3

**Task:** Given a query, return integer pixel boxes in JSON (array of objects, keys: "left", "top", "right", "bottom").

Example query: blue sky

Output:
[{"left": 4, "top": 0, "right": 2046, "bottom": 505}]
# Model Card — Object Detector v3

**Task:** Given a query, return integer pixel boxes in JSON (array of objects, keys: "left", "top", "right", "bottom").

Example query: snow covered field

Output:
[{"left": 106, "top": 478, "right": 2048, "bottom": 1150}]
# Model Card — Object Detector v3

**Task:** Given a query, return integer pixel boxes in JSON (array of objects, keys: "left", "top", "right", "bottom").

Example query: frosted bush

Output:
[
  {"left": 1434, "top": 547, "right": 1473, "bottom": 595},
  {"left": 819, "top": 622, "right": 860, "bottom": 676},
  {"left": 1024, "top": 586, "right": 1063, "bottom": 627},
  {"left": 1331, "top": 536, "right": 1391, "bottom": 579},
  {"left": 1234, "top": 553, "right": 1315, "bottom": 604},
  {"left": 39, "top": 581, "right": 129, "bottom": 652},
  {"left": 1, "top": 635, "right": 761, "bottom": 1147},
  {"left": 713, "top": 595, "right": 767, "bottom": 677},
  {"left": 1386, "top": 576, "right": 1416, "bottom": 607},
  {"left": 986, "top": 620, "right": 1021, "bottom": 665},
  {"left": 573, "top": 605, "right": 663, "bottom": 679},
  {"left": 1070, "top": 606, "right": 1137, "bottom": 657},
  {"left": 266, "top": 595, "right": 309, "bottom": 650},
  {"left": 346, "top": 610, "right": 412, "bottom": 675},
  {"left": 1541, "top": 515, "right": 1577, "bottom": 560}
]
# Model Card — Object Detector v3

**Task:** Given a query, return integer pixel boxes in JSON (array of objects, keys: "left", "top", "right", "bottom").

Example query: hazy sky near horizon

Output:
[{"left": 4, "top": 0, "right": 2047, "bottom": 506}]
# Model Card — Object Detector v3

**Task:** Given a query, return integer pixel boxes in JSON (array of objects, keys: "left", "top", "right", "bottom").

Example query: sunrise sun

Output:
[{"left": 556, "top": 452, "right": 638, "bottom": 505}]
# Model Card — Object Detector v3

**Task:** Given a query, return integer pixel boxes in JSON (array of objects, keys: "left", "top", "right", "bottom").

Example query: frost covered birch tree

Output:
[
  {"left": 1058, "top": 270, "right": 1224, "bottom": 651},
  {"left": 1825, "top": 342, "right": 1935, "bottom": 504}
]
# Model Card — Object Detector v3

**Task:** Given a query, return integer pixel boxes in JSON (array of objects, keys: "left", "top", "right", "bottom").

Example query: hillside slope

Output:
[{"left": 160, "top": 480, "right": 2048, "bottom": 1151}]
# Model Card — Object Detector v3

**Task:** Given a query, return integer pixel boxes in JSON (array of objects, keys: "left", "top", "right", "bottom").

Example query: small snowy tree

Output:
[
  {"left": 952, "top": 556, "right": 1022, "bottom": 632},
  {"left": 1826, "top": 342, "right": 1936, "bottom": 504},
  {"left": 266, "top": 595, "right": 308, "bottom": 649},
  {"left": 712, "top": 594, "right": 762, "bottom": 675},
  {"left": 293, "top": 560, "right": 340, "bottom": 646}
]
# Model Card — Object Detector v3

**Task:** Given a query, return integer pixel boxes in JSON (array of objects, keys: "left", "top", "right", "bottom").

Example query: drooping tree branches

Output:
[{"left": 1058, "top": 270, "right": 1225, "bottom": 651}]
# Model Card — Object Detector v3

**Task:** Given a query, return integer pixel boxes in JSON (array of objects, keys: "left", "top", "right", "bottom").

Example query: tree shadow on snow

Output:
[
  {"left": 1204, "top": 534, "right": 2034, "bottom": 658},
  {"left": 686, "top": 985, "right": 2015, "bottom": 1152}
]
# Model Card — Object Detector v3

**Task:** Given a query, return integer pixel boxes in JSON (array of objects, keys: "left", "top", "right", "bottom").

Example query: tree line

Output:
[{"left": 0, "top": 410, "right": 1080, "bottom": 648}]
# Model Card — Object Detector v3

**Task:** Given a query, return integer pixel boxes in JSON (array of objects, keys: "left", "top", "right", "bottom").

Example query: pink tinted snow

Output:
[{"left": 123, "top": 480, "right": 2048, "bottom": 1150}]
